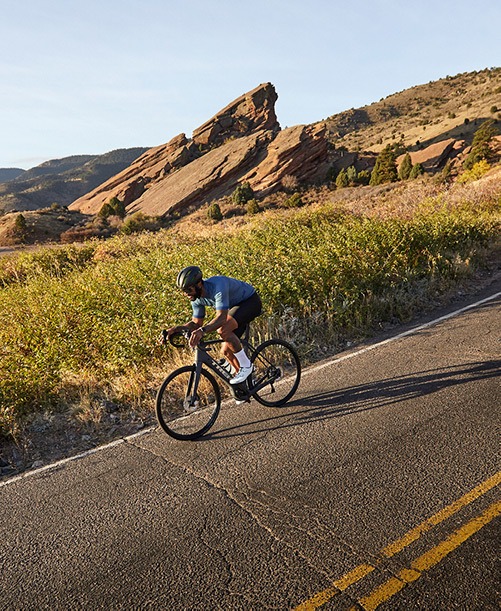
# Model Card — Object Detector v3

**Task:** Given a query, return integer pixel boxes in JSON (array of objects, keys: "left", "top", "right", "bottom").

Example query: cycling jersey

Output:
[{"left": 191, "top": 276, "right": 256, "bottom": 319}]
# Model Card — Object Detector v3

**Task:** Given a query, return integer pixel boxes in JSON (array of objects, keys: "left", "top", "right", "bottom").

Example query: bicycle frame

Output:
[{"left": 189, "top": 337, "right": 280, "bottom": 405}]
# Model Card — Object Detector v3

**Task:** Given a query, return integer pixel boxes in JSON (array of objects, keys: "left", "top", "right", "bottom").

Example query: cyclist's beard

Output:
[{"left": 194, "top": 284, "right": 203, "bottom": 299}]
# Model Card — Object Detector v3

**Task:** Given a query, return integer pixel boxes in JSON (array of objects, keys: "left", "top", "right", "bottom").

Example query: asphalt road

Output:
[{"left": 1, "top": 291, "right": 500, "bottom": 610}]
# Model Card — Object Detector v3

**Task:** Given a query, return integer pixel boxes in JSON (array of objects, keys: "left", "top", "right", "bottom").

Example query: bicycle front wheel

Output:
[
  {"left": 250, "top": 339, "right": 301, "bottom": 407},
  {"left": 156, "top": 366, "right": 221, "bottom": 440}
]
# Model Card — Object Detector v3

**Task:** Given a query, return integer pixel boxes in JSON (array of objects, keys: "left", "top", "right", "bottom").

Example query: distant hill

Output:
[
  {"left": 0, "top": 148, "right": 148, "bottom": 214},
  {"left": 322, "top": 68, "right": 501, "bottom": 153},
  {"left": 0, "top": 168, "right": 25, "bottom": 183}
]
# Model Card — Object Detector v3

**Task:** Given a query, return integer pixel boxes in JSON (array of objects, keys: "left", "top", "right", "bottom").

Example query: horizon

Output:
[{"left": 1, "top": 0, "right": 500, "bottom": 170}]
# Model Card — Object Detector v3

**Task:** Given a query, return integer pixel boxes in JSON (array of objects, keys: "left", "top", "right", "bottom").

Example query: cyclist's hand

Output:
[
  {"left": 189, "top": 327, "right": 204, "bottom": 348},
  {"left": 161, "top": 326, "right": 180, "bottom": 345}
]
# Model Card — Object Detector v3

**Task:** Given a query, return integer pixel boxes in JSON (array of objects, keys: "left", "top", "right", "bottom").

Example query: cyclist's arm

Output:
[
  {"left": 199, "top": 310, "right": 228, "bottom": 335},
  {"left": 188, "top": 311, "right": 228, "bottom": 348}
]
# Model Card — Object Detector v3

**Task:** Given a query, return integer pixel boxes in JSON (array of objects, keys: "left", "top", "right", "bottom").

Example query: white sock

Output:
[{"left": 234, "top": 349, "right": 251, "bottom": 368}]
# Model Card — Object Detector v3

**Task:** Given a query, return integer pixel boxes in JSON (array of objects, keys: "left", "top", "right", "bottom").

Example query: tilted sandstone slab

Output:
[
  {"left": 70, "top": 83, "right": 280, "bottom": 216},
  {"left": 126, "top": 130, "right": 274, "bottom": 216},
  {"left": 242, "top": 123, "right": 329, "bottom": 195},
  {"left": 397, "top": 138, "right": 459, "bottom": 171},
  {"left": 69, "top": 134, "right": 197, "bottom": 215}
]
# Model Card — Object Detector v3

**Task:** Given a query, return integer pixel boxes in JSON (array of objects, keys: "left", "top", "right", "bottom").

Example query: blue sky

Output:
[{"left": 1, "top": 0, "right": 499, "bottom": 169}]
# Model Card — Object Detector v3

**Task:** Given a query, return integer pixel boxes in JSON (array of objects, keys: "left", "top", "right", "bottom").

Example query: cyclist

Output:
[{"left": 167, "top": 266, "right": 262, "bottom": 385}]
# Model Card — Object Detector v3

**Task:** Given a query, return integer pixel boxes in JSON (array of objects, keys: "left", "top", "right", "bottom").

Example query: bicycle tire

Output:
[
  {"left": 156, "top": 366, "right": 221, "bottom": 440},
  {"left": 249, "top": 339, "right": 301, "bottom": 407}
]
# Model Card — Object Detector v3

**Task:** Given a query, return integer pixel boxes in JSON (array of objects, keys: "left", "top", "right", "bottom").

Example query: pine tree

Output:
[
  {"left": 398, "top": 153, "right": 413, "bottom": 180},
  {"left": 464, "top": 119, "right": 497, "bottom": 169},
  {"left": 409, "top": 162, "right": 424, "bottom": 179},
  {"left": 369, "top": 145, "right": 398, "bottom": 185}
]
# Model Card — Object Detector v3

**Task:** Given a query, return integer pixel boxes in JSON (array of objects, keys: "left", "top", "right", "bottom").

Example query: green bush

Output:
[
  {"left": 207, "top": 202, "right": 223, "bottom": 221},
  {"left": 284, "top": 193, "right": 304, "bottom": 208},
  {"left": 457, "top": 160, "right": 491, "bottom": 183},
  {"left": 99, "top": 197, "right": 126, "bottom": 219},
  {"left": 232, "top": 182, "right": 254, "bottom": 205},
  {"left": 246, "top": 199, "right": 261, "bottom": 215},
  {"left": 121, "top": 212, "right": 159, "bottom": 234}
]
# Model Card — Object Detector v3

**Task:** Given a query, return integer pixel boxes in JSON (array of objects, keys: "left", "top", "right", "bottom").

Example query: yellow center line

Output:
[
  {"left": 294, "top": 471, "right": 501, "bottom": 610},
  {"left": 358, "top": 498, "right": 501, "bottom": 611}
]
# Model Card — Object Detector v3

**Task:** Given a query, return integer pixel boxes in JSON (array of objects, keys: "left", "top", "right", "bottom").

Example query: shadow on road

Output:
[{"left": 210, "top": 360, "right": 501, "bottom": 439}]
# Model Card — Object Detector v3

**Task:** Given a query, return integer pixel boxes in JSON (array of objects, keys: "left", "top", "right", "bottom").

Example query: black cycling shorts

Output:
[{"left": 228, "top": 292, "right": 262, "bottom": 338}]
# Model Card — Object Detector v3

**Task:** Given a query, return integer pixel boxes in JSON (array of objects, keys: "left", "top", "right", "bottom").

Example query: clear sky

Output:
[{"left": 1, "top": 0, "right": 499, "bottom": 169}]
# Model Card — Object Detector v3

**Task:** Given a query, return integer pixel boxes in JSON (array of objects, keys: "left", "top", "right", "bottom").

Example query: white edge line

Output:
[
  {"left": 1, "top": 291, "right": 499, "bottom": 489},
  {"left": 0, "top": 426, "right": 155, "bottom": 488}
]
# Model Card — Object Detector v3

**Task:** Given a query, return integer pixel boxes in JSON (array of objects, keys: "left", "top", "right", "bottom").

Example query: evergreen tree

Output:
[
  {"left": 356, "top": 170, "right": 371, "bottom": 185},
  {"left": 409, "top": 162, "right": 425, "bottom": 179},
  {"left": 464, "top": 119, "right": 497, "bottom": 169},
  {"left": 369, "top": 145, "right": 398, "bottom": 185},
  {"left": 98, "top": 196, "right": 126, "bottom": 219},
  {"left": 398, "top": 153, "right": 413, "bottom": 180},
  {"left": 346, "top": 165, "right": 357, "bottom": 185},
  {"left": 13, "top": 213, "right": 28, "bottom": 242},
  {"left": 335, "top": 168, "right": 348, "bottom": 188}
]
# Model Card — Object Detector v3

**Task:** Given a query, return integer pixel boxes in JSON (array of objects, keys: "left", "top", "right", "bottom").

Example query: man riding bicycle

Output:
[{"left": 167, "top": 266, "right": 262, "bottom": 385}]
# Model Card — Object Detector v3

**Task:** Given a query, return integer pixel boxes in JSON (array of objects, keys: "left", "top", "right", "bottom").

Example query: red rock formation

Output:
[
  {"left": 192, "top": 82, "right": 280, "bottom": 148},
  {"left": 69, "top": 83, "right": 329, "bottom": 217},
  {"left": 242, "top": 123, "right": 329, "bottom": 195}
]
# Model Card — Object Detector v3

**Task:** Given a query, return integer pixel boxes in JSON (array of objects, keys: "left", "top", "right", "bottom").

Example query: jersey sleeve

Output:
[
  {"left": 191, "top": 301, "right": 206, "bottom": 319},
  {"left": 213, "top": 278, "right": 230, "bottom": 311}
]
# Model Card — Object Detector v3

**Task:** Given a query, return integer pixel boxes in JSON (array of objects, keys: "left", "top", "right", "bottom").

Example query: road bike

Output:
[{"left": 156, "top": 327, "right": 301, "bottom": 440}]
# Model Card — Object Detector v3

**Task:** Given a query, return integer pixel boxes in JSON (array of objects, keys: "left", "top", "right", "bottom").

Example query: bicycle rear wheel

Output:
[
  {"left": 249, "top": 339, "right": 301, "bottom": 406},
  {"left": 156, "top": 366, "right": 221, "bottom": 440}
]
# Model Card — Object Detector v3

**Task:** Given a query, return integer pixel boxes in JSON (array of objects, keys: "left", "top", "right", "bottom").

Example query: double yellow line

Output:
[{"left": 295, "top": 470, "right": 501, "bottom": 610}]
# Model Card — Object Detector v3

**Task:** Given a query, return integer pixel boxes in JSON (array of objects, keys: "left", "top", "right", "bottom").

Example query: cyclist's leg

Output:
[
  {"left": 223, "top": 293, "right": 262, "bottom": 372},
  {"left": 219, "top": 316, "right": 241, "bottom": 371}
]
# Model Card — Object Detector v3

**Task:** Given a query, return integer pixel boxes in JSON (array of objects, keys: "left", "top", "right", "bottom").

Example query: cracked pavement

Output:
[{"left": 1, "top": 288, "right": 500, "bottom": 609}]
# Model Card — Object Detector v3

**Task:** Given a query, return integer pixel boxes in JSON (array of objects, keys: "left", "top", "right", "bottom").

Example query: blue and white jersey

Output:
[{"left": 191, "top": 276, "right": 256, "bottom": 319}]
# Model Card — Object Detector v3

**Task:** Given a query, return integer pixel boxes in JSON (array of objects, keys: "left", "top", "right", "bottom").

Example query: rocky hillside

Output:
[
  {"left": 324, "top": 68, "right": 501, "bottom": 151},
  {"left": 2, "top": 68, "right": 500, "bottom": 237},
  {"left": 0, "top": 148, "right": 148, "bottom": 215},
  {"left": 70, "top": 69, "right": 501, "bottom": 219}
]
